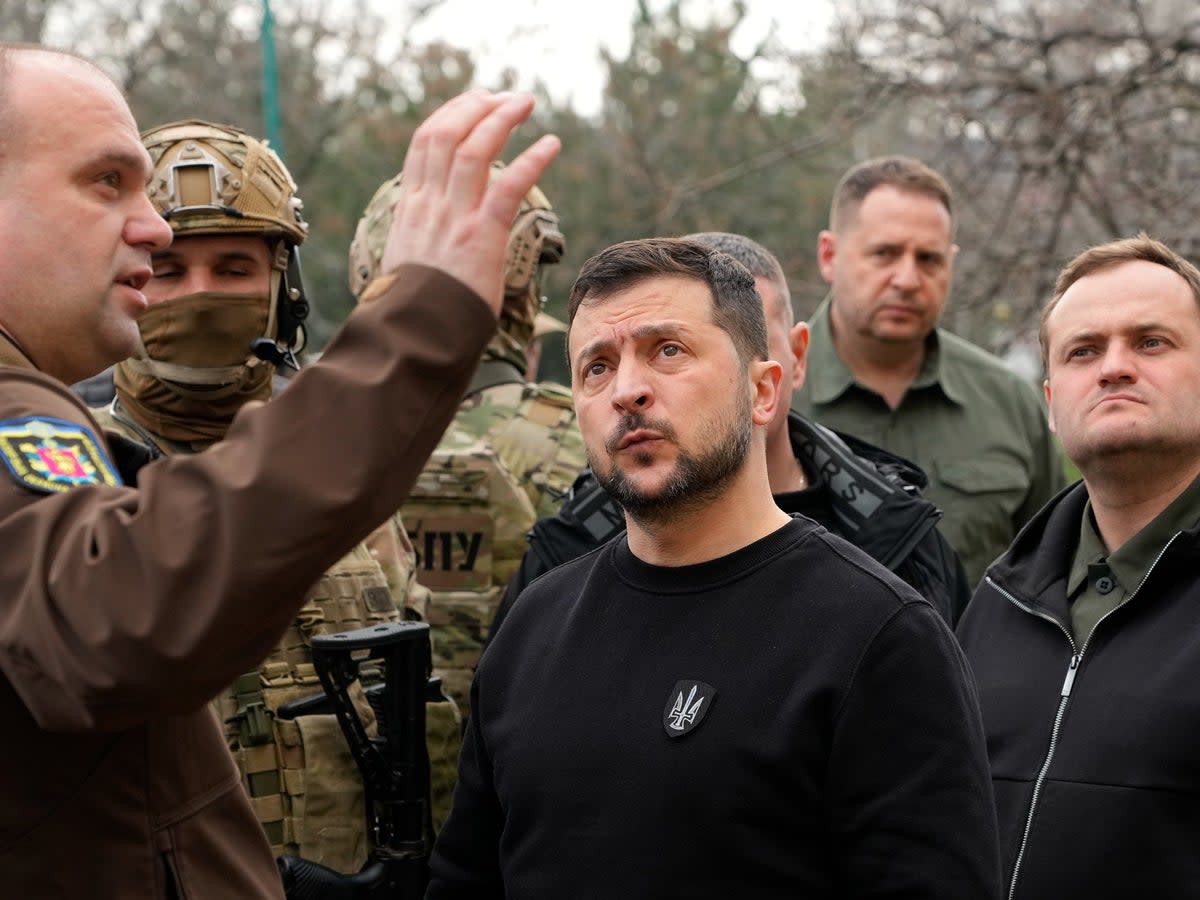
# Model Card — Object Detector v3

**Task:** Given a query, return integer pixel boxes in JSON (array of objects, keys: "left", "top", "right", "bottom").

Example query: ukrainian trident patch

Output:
[
  {"left": 663, "top": 679, "right": 716, "bottom": 739},
  {"left": 0, "top": 417, "right": 121, "bottom": 493}
]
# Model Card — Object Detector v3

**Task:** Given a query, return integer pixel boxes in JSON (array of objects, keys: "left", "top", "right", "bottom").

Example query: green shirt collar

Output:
[
  {"left": 805, "top": 296, "right": 966, "bottom": 407},
  {"left": 1069, "top": 472, "right": 1200, "bottom": 597},
  {"left": 1067, "top": 504, "right": 1107, "bottom": 597}
]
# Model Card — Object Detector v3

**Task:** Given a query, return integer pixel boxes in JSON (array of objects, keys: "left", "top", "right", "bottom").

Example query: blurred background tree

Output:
[
  {"left": 825, "top": 0, "right": 1200, "bottom": 358},
  {"left": 534, "top": 0, "right": 861, "bottom": 320},
  {"left": 6, "top": 0, "right": 1199, "bottom": 383}
]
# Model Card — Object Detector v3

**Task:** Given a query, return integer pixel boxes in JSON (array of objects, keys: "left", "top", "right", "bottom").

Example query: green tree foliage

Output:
[
  {"left": 0, "top": 0, "right": 56, "bottom": 41},
  {"left": 5, "top": 0, "right": 927, "bottom": 360}
]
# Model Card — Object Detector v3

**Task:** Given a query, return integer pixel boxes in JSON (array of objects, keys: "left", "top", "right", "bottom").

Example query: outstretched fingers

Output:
[
  {"left": 380, "top": 89, "right": 560, "bottom": 312},
  {"left": 441, "top": 93, "right": 536, "bottom": 218},
  {"left": 401, "top": 89, "right": 505, "bottom": 195},
  {"left": 480, "top": 133, "right": 562, "bottom": 231}
]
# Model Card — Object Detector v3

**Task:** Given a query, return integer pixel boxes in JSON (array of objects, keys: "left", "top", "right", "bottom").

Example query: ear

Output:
[
  {"left": 817, "top": 231, "right": 837, "bottom": 285},
  {"left": 1044, "top": 378, "right": 1056, "bottom": 435},
  {"left": 789, "top": 321, "right": 810, "bottom": 392},
  {"left": 749, "top": 359, "right": 783, "bottom": 427}
]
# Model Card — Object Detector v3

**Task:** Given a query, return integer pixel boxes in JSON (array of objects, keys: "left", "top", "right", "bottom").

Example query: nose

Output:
[
  {"left": 1098, "top": 343, "right": 1137, "bottom": 385},
  {"left": 125, "top": 190, "right": 173, "bottom": 252},
  {"left": 891, "top": 253, "right": 920, "bottom": 291},
  {"left": 178, "top": 269, "right": 217, "bottom": 296},
  {"left": 610, "top": 360, "right": 653, "bottom": 414}
]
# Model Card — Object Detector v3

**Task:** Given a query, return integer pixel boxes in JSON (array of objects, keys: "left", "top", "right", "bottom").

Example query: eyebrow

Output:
[
  {"left": 575, "top": 321, "right": 692, "bottom": 366},
  {"left": 151, "top": 249, "right": 265, "bottom": 265},
  {"left": 1059, "top": 321, "right": 1180, "bottom": 347},
  {"left": 89, "top": 148, "right": 155, "bottom": 181}
]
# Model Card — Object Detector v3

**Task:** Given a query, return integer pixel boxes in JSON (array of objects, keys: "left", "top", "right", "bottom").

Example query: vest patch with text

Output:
[{"left": 399, "top": 443, "right": 536, "bottom": 714}]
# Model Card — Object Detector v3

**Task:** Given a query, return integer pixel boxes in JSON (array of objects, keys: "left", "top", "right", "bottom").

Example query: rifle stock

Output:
[{"left": 276, "top": 621, "right": 433, "bottom": 899}]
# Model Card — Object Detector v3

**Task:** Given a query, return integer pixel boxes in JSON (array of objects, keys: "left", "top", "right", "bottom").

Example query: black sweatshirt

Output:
[{"left": 430, "top": 517, "right": 1000, "bottom": 899}]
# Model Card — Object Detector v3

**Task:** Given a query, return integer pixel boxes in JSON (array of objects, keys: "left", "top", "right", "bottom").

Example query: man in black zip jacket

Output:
[
  {"left": 492, "top": 232, "right": 969, "bottom": 636},
  {"left": 957, "top": 233, "right": 1200, "bottom": 899}
]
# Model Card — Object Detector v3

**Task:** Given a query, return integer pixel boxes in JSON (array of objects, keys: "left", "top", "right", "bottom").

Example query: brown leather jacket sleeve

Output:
[{"left": 0, "top": 265, "right": 493, "bottom": 733}]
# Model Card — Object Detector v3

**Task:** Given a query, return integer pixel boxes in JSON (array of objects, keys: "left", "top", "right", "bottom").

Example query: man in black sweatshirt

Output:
[
  {"left": 429, "top": 237, "right": 1000, "bottom": 899},
  {"left": 491, "top": 232, "right": 969, "bottom": 632}
]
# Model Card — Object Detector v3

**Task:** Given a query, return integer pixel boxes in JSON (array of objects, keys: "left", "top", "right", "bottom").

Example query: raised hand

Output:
[{"left": 381, "top": 90, "right": 561, "bottom": 314}]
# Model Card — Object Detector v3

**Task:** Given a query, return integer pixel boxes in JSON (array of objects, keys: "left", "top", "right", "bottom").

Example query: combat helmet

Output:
[
  {"left": 140, "top": 119, "right": 310, "bottom": 366},
  {"left": 348, "top": 161, "right": 564, "bottom": 356}
]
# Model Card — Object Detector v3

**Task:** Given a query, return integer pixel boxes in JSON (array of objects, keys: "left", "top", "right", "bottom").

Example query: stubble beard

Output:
[
  {"left": 590, "top": 392, "right": 753, "bottom": 529},
  {"left": 1069, "top": 420, "right": 1196, "bottom": 485}
]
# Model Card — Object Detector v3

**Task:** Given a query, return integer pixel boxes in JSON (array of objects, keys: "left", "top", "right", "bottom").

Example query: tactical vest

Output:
[
  {"left": 215, "top": 540, "right": 403, "bottom": 873},
  {"left": 91, "top": 401, "right": 462, "bottom": 870},
  {"left": 489, "top": 380, "right": 585, "bottom": 518},
  {"left": 446, "top": 377, "right": 586, "bottom": 515},
  {"left": 404, "top": 376, "right": 586, "bottom": 714},
  {"left": 400, "top": 441, "right": 537, "bottom": 711}
]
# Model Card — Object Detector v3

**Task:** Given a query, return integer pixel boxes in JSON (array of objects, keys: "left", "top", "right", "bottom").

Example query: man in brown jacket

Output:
[
  {"left": 0, "top": 43, "right": 560, "bottom": 900},
  {"left": 91, "top": 118, "right": 463, "bottom": 868}
]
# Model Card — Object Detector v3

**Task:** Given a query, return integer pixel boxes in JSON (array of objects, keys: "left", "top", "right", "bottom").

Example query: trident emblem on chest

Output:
[{"left": 662, "top": 680, "right": 715, "bottom": 738}]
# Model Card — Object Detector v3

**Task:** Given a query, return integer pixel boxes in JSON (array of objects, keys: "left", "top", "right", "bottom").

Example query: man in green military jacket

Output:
[{"left": 794, "top": 156, "right": 1064, "bottom": 588}]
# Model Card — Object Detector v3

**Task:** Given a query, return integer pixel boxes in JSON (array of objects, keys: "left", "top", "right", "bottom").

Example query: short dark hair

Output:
[
  {"left": 1040, "top": 232, "right": 1200, "bottom": 370},
  {"left": 685, "top": 231, "right": 791, "bottom": 327},
  {"left": 831, "top": 156, "right": 954, "bottom": 234},
  {"left": 567, "top": 237, "right": 768, "bottom": 365}
]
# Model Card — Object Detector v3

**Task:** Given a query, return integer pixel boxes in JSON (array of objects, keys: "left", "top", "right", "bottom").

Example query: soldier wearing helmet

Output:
[
  {"left": 350, "top": 163, "right": 587, "bottom": 714},
  {"left": 96, "top": 119, "right": 308, "bottom": 446},
  {"left": 69, "top": 119, "right": 309, "bottom": 408},
  {"left": 91, "top": 119, "right": 461, "bottom": 873}
]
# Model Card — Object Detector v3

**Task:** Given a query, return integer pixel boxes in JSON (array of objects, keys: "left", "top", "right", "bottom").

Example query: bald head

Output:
[
  {"left": 0, "top": 43, "right": 171, "bottom": 384},
  {"left": 0, "top": 44, "right": 115, "bottom": 171}
]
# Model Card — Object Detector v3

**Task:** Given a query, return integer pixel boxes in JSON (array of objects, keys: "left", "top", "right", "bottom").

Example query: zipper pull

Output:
[{"left": 1060, "top": 654, "right": 1080, "bottom": 698}]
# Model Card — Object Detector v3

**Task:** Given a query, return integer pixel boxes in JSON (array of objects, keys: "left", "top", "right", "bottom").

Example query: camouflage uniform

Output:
[
  {"left": 92, "top": 121, "right": 460, "bottom": 874},
  {"left": 350, "top": 164, "right": 587, "bottom": 712}
]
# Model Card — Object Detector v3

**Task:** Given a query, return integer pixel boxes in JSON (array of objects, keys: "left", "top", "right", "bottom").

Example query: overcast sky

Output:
[{"left": 404, "top": 0, "right": 834, "bottom": 116}]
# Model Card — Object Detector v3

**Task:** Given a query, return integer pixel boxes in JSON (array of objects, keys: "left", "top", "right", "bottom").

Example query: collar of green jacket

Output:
[{"left": 984, "top": 473, "right": 1200, "bottom": 632}]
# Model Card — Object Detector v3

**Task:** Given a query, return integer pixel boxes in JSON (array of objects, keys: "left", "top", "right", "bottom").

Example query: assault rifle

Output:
[{"left": 275, "top": 621, "right": 435, "bottom": 899}]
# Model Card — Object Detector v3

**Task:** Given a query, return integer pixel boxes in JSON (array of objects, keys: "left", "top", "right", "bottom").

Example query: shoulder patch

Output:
[{"left": 0, "top": 416, "right": 121, "bottom": 493}]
